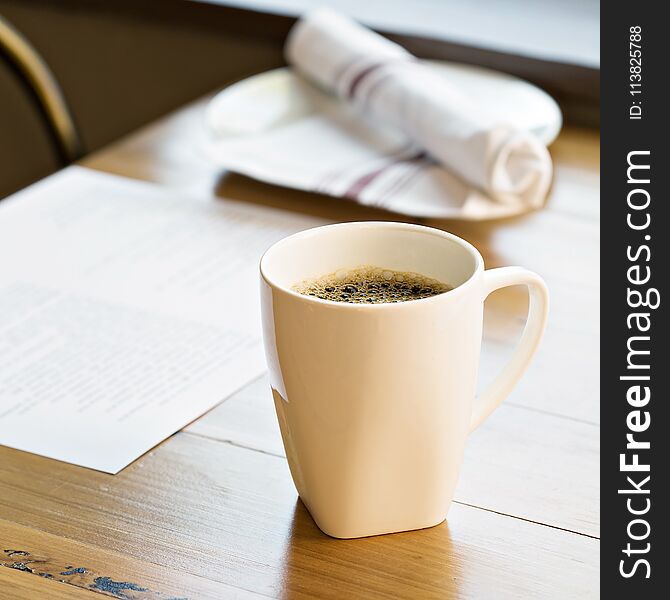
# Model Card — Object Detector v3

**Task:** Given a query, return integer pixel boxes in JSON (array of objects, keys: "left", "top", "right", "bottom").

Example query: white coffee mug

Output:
[{"left": 260, "top": 222, "right": 549, "bottom": 538}]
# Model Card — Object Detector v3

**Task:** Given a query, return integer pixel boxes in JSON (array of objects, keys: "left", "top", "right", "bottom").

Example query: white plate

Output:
[
  {"left": 203, "top": 62, "right": 561, "bottom": 220},
  {"left": 206, "top": 62, "right": 562, "bottom": 145}
]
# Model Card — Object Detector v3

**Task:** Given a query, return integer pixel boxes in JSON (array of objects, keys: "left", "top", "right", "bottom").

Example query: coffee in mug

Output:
[{"left": 292, "top": 266, "right": 451, "bottom": 304}]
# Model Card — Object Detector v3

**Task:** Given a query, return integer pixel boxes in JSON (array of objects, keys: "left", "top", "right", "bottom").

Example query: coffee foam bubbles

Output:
[{"left": 293, "top": 266, "right": 451, "bottom": 304}]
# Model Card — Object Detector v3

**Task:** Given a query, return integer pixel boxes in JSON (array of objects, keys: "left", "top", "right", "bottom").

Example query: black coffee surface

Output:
[{"left": 293, "top": 266, "right": 452, "bottom": 304}]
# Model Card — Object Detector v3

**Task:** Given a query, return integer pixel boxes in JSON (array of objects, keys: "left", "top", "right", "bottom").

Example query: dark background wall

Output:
[{"left": 0, "top": 0, "right": 285, "bottom": 197}]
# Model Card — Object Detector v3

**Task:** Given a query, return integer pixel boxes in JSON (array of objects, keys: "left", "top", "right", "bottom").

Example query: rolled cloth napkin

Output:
[{"left": 285, "top": 8, "right": 552, "bottom": 208}]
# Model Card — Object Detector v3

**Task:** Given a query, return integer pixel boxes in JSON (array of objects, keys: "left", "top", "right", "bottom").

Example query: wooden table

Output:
[{"left": 0, "top": 95, "right": 600, "bottom": 599}]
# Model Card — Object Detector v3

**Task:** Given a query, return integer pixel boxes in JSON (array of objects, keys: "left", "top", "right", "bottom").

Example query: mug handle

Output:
[{"left": 469, "top": 267, "right": 550, "bottom": 433}]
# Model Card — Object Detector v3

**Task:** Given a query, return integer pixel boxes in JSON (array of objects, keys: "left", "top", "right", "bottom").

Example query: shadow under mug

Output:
[{"left": 260, "top": 222, "right": 549, "bottom": 538}]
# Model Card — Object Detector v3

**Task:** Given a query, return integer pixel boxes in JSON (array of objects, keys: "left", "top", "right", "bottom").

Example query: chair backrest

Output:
[{"left": 0, "top": 14, "right": 83, "bottom": 178}]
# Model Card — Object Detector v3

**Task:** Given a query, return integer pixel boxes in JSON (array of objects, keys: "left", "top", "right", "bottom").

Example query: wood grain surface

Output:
[{"left": 1, "top": 93, "right": 600, "bottom": 598}]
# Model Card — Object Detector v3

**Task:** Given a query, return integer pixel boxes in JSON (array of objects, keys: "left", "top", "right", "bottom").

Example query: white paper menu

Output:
[{"left": 0, "top": 167, "right": 326, "bottom": 473}]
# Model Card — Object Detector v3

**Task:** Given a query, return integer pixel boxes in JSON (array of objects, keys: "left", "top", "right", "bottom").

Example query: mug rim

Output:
[{"left": 260, "top": 221, "right": 484, "bottom": 309}]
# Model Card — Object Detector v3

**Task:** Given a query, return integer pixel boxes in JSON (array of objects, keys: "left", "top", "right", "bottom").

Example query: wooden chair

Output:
[{"left": 0, "top": 14, "right": 83, "bottom": 196}]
